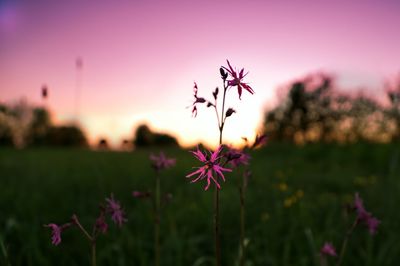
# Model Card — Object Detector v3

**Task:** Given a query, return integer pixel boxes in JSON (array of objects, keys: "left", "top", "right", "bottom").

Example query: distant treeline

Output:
[
  {"left": 0, "top": 99, "right": 179, "bottom": 149},
  {"left": 264, "top": 73, "right": 400, "bottom": 144},
  {"left": 97, "top": 124, "right": 179, "bottom": 150},
  {"left": 3, "top": 72, "right": 399, "bottom": 148},
  {"left": 0, "top": 100, "right": 87, "bottom": 148}
]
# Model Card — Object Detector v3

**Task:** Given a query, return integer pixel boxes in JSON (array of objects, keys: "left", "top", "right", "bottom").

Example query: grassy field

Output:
[{"left": 0, "top": 143, "right": 399, "bottom": 266}]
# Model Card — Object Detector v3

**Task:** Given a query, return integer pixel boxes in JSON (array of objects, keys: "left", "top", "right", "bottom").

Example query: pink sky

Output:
[{"left": 1, "top": 0, "right": 400, "bottom": 147}]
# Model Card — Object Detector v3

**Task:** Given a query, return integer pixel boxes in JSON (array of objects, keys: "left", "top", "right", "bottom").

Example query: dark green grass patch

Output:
[{"left": 0, "top": 143, "right": 399, "bottom": 265}]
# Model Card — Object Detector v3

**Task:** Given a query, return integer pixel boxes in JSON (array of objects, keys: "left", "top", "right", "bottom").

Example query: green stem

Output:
[
  {"left": 91, "top": 241, "right": 96, "bottom": 266},
  {"left": 239, "top": 183, "right": 245, "bottom": 266},
  {"left": 336, "top": 218, "right": 358, "bottom": 266},
  {"left": 72, "top": 215, "right": 96, "bottom": 266},
  {"left": 215, "top": 84, "right": 227, "bottom": 266},
  {"left": 155, "top": 174, "right": 161, "bottom": 266},
  {"left": 0, "top": 236, "right": 11, "bottom": 266},
  {"left": 214, "top": 186, "right": 221, "bottom": 266},
  {"left": 219, "top": 85, "right": 228, "bottom": 144},
  {"left": 73, "top": 215, "right": 93, "bottom": 242}
]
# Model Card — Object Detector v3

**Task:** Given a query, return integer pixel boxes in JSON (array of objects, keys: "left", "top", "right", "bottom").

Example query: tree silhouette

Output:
[
  {"left": 133, "top": 124, "right": 178, "bottom": 148},
  {"left": 264, "top": 73, "right": 389, "bottom": 144}
]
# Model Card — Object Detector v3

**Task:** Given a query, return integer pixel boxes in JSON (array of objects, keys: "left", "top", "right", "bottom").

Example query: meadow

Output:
[{"left": 0, "top": 143, "right": 399, "bottom": 266}]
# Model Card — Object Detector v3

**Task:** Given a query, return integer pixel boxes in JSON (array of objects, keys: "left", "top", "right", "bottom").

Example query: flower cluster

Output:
[
  {"left": 45, "top": 194, "right": 126, "bottom": 246},
  {"left": 320, "top": 192, "right": 380, "bottom": 265},
  {"left": 150, "top": 152, "right": 176, "bottom": 171},
  {"left": 353, "top": 193, "right": 380, "bottom": 235},
  {"left": 190, "top": 60, "right": 254, "bottom": 118}
]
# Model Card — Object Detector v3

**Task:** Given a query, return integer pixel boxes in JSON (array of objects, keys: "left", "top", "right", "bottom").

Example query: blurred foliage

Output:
[
  {"left": 264, "top": 73, "right": 400, "bottom": 144},
  {"left": 385, "top": 74, "right": 400, "bottom": 140},
  {"left": 133, "top": 124, "right": 179, "bottom": 148},
  {"left": 0, "top": 103, "right": 13, "bottom": 146},
  {"left": 0, "top": 100, "right": 87, "bottom": 148},
  {"left": 45, "top": 126, "right": 87, "bottom": 147}
]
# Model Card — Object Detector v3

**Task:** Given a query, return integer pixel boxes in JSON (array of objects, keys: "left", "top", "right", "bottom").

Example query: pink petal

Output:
[
  {"left": 210, "top": 146, "right": 222, "bottom": 162},
  {"left": 204, "top": 177, "right": 211, "bottom": 190},
  {"left": 238, "top": 86, "right": 243, "bottom": 99},
  {"left": 190, "top": 147, "right": 207, "bottom": 162},
  {"left": 242, "top": 83, "right": 254, "bottom": 94},
  {"left": 209, "top": 172, "right": 221, "bottom": 190},
  {"left": 186, "top": 167, "right": 205, "bottom": 178},
  {"left": 227, "top": 60, "right": 235, "bottom": 74},
  {"left": 239, "top": 68, "right": 244, "bottom": 78}
]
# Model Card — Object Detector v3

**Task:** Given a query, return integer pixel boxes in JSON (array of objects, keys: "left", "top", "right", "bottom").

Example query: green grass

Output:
[{"left": 0, "top": 143, "right": 399, "bottom": 266}]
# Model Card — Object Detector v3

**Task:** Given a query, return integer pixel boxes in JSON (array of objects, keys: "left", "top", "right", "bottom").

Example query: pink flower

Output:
[
  {"left": 225, "top": 147, "right": 250, "bottom": 168},
  {"left": 320, "top": 242, "right": 337, "bottom": 257},
  {"left": 223, "top": 60, "right": 254, "bottom": 99},
  {"left": 95, "top": 210, "right": 108, "bottom": 234},
  {"left": 186, "top": 146, "right": 232, "bottom": 190},
  {"left": 150, "top": 152, "right": 176, "bottom": 171},
  {"left": 354, "top": 192, "right": 365, "bottom": 213},
  {"left": 353, "top": 193, "right": 380, "bottom": 235},
  {"left": 44, "top": 223, "right": 71, "bottom": 246},
  {"left": 366, "top": 216, "right": 380, "bottom": 235},
  {"left": 105, "top": 194, "right": 127, "bottom": 227}
]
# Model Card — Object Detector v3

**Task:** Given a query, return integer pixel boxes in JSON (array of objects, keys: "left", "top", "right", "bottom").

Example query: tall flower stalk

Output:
[
  {"left": 133, "top": 152, "right": 175, "bottom": 266},
  {"left": 319, "top": 192, "right": 380, "bottom": 266},
  {"left": 226, "top": 135, "right": 265, "bottom": 266},
  {"left": 44, "top": 194, "right": 126, "bottom": 266},
  {"left": 188, "top": 60, "right": 254, "bottom": 266},
  {"left": 335, "top": 193, "right": 380, "bottom": 266}
]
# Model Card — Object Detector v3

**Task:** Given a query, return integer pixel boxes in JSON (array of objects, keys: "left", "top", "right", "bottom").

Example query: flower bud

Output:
[
  {"left": 132, "top": 191, "right": 151, "bottom": 198},
  {"left": 225, "top": 108, "right": 236, "bottom": 118},
  {"left": 220, "top": 67, "right": 228, "bottom": 80},
  {"left": 195, "top": 97, "right": 206, "bottom": 103},
  {"left": 213, "top": 87, "right": 219, "bottom": 100},
  {"left": 252, "top": 134, "right": 267, "bottom": 149}
]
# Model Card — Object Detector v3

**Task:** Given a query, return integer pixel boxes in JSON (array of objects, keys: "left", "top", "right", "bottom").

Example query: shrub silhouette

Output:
[{"left": 133, "top": 124, "right": 178, "bottom": 148}]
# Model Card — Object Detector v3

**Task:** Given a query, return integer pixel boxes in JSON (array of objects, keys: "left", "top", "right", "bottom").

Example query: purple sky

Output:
[{"left": 1, "top": 0, "right": 400, "bottom": 147}]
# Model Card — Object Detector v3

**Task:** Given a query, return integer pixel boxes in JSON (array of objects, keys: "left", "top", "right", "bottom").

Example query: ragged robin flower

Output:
[
  {"left": 223, "top": 60, "right": 254, "bottom": 99},
  {"left": 150, "top": 152, "right": 176, "bottom": 171},
  {"left": 224, "top": 146, "right": 250, "bottom": 168},
  {"left": 186, "top": 145, "right": 231, "bottom": 190},
  {"left": 105, "top": 194, "right": 127, "bottom": 227},
  {"left": 353, "top": 193, "right": 380, "bottom": 235},
  {"left": 44, "top": 223, "right": 72, "bottom": 246}
]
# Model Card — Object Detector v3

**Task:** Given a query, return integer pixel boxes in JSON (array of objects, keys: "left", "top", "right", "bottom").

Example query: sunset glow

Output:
[{"left": 1, "top": 0, "right": 400, "bottom": 147}]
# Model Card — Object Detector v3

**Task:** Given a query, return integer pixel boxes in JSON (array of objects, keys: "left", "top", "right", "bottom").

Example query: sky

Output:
[{"left": 1, "top": 0, "right": 400, "bottom": 148}]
